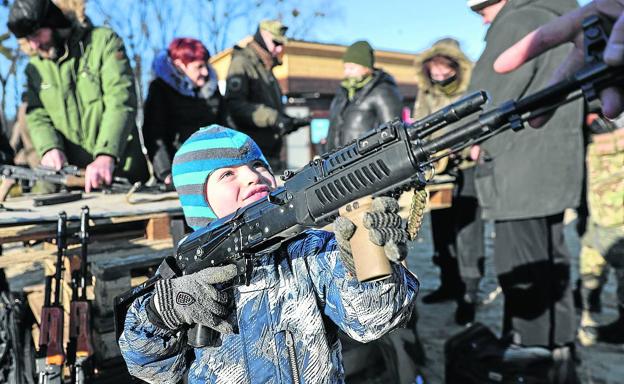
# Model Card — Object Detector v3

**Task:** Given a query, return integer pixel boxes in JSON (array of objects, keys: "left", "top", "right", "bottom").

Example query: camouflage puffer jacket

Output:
[{"left": 119, "top": 230, "right": 419, "bottom": 384}]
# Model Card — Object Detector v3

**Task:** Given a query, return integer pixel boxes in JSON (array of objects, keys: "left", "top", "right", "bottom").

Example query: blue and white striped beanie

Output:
[{"left": 172, "top": 125, "right": 269, "bottom": 230}]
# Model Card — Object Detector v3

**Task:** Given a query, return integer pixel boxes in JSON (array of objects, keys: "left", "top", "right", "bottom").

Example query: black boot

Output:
[
  {"left": 421, "top": 285, "right": 458, "bottom": 304},
  {"left": 455, "top": 278, "right": 479, "bottom": 325},
  {"left": 455, "top": 294, "right": 476, "bottom": 325},
  {"left": 596, "top": 305, "right": 624, "bottom": 344}
]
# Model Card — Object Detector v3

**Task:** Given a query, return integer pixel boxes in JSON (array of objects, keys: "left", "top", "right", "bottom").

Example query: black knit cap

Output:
[{"left": 7, "top": 0, "right": 71, "bottom": 38}]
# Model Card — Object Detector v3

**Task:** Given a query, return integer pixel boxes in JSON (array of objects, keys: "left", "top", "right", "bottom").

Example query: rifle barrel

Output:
[
  {"left": 54, "top": 212, "right": 67, "bottom": 306},
  {"left": 79, "top": 206, "right": 89, "bottom": 299},
  {"left": 408, "top": 90, "right": 488, "bottom": 139}
]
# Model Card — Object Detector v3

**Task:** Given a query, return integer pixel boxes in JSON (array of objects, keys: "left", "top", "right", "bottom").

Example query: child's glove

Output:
[
  {"left": 152, "top": 264, "right": 238, "bottom": 334},
  {"left": 334, "top": 196, "right": 409, "bottom": 273}
]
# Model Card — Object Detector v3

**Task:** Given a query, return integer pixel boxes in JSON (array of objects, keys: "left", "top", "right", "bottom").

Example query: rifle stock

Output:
[
  {"left": 67, "top": 207, "right": 93, "bottom": 384},
  {"left": 37, "top": 213, "right": 68, "bottom": 383}
]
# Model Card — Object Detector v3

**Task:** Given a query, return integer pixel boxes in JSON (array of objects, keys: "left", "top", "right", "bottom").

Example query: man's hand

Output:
[
  {"left": 40, "top": 149, "right": 67, "bottom": 170},
  {"left": 276, "top": 115, "right": 311, "bottom": 136},
  {"left": 493, "top": 0, "right": 624, "bottom": 121},
  {"left": 470, "top": 145, "right": 481, "bottom": 162},
  {"left": 85, "top": 155, "right": 116, "bottom": 193},
  {"left": 151, "top": 264, "right": 238, "bottom": 333},
  {"left": 334, "top": 196, "right": 409, "bottom": 274}
]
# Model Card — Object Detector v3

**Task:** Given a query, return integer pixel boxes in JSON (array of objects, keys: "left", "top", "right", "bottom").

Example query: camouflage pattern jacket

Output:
[{"left": 119, "top": 230, "right": 419, "bottom": 383}]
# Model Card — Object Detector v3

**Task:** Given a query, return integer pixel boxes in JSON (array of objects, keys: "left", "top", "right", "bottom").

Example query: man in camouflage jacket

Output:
[
  {"left": 577, "top": 113, "right": 624, "bottom": 345},
  {"left": 225, "top": 20, "right": 308, "bottom": 170}
]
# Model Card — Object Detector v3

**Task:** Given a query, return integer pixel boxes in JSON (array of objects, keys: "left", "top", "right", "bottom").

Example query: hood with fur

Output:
[{"left": 414, "top": 38, "right": 472, "bottom": 97}]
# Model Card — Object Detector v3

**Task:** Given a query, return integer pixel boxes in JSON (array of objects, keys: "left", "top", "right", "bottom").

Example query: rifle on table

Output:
[
  {"left": 0, "top": 164, "right": 173, "bottom": 194},
  {"left": 114, "top": 15, "right": 624, "bottom": 347},
  {"left": 37, "top": 212, "right": 67, "bottom": 384},
  {"left": 66, "top": 207, "right": 93, "bottom": 384}
]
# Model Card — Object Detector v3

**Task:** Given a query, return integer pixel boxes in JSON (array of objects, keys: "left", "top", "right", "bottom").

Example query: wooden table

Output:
[{"left": 0, "top": 191, "right": 183, "bottom": 244}]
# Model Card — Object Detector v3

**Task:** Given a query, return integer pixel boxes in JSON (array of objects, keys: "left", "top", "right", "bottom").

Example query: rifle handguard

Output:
[{"left": 338, "top": 196, "right": 392, "bottom": 282}]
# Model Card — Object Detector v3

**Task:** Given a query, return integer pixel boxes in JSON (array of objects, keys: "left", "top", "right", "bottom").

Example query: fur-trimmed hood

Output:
[{"left": 414, "top": 38, "right": 472, "bottom": 97}]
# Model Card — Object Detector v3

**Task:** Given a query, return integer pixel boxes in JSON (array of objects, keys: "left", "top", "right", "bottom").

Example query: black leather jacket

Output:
[{"left": 327, "top": 69, "right": 402, "bottom": 150}]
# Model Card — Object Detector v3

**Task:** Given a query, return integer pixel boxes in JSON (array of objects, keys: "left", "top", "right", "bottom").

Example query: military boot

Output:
[
  {"left": 455, "top": 278, "right": 479, "bottom": 325},
  {"left": 577, "top": 283, "right": 603, "bottom": 346}
]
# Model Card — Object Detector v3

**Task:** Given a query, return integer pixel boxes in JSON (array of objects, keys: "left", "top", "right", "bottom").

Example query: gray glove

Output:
[
  {"left": 152, "top": 264, "right": 238, "bottom": 334},
  {"left": 334, "top": 196, "right": 409, "bottom": 273}
]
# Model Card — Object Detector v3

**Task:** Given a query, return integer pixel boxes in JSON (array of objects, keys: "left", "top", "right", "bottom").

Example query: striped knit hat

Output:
[{"left": 172, "top": 125, "right": 269, "bottom": 230}]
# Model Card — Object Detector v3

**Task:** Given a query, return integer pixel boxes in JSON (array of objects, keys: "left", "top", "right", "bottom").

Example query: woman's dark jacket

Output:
[
  {"left": 327, "top": 69, "right": 402, "bottom": 150},
  {"left": 142, "top": 56, "right": 223, "bottom": 181}
]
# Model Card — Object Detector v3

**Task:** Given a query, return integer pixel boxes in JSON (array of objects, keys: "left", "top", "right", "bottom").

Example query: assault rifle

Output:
[
  {"left": 37, "top": 212, "right": 67, "bottom": 384},
  {"left": 114, "top": 16, "right": 624, "bottom": 347},
  {"left": 66, "top": 207, "right": 93, "bottom": 384},
  {"left": 0, "top": 164, "right": 174, "bottom": 194}
]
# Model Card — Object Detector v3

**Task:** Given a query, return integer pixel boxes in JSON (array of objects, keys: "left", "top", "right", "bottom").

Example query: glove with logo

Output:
[
  {"left": 334, "top": 196, "right": 409, "bottom": 274},
  {"left": 151, "top": 264, "right": 238, "bottom": 334}
]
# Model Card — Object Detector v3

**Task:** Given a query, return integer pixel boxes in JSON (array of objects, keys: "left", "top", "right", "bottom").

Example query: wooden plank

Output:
[
  {"left": 0, "top": 191, "right": 181, "bottom": 227},
  {"left": 145, "top": 215, "right": 171, "bottom": 241},
  {"left": 0, "top": 238, "right": 173, "bottom": 269},
  {"left": 428, "top": 185, "right": 453, "bottom": 210},
  {"left": 0, "top": 213, "right": 180, "bottom": 244}
]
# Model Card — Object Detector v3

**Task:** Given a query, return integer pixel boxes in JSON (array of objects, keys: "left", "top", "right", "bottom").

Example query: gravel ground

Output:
[{"left": 406, "top": 214, "right": 624, "bottom": 384}]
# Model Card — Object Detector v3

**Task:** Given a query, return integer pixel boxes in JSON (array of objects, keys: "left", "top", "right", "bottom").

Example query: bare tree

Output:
[{"left": 193, "top": 0, "right": 340, "bottom": 53}]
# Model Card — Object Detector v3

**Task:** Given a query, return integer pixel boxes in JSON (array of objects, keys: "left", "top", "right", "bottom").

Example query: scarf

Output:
[
  {"left": 341, "top": 74, "right": 373, "bottom": 101},
  {"left": 152, "top": 50, "right": 218, "bottom": 99}
]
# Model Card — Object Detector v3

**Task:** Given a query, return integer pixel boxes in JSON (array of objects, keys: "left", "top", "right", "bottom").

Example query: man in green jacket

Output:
[
  {"left": 7, "top": 0, "right": 148, "bottom": 192},
  {"left": 225, "top": 20, "right": 309, "bottom": 171}
]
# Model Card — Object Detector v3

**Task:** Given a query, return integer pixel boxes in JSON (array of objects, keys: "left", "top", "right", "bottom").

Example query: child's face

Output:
[{"left": 206, "top": 160, "right": 277, "bottom": 218}]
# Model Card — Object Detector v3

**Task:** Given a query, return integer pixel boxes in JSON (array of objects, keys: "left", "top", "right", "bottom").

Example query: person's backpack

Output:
[
  {"left": 0, "top": 269, "right": 36, "bottom": 384},
  {"left": 444, "top": 322, "right": 554, "bottom": 384}
]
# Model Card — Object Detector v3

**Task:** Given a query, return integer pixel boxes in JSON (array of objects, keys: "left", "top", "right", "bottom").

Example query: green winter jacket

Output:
[{"left": 24, "top": 23, "right": 147, "bottom": 181}]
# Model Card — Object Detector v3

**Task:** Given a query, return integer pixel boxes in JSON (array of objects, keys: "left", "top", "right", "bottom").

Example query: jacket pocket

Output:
[
  {"left": 276, "top": 330, "right": 301, "bottom": 384},
  {"left": 77, "top": 67, "right": 102, "bottom": 106},
  {"left": 474, "top": 158, "right": 497, "bottom": 210}
]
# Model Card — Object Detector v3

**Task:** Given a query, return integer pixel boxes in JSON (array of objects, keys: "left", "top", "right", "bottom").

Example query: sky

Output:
[{"left": 0, "top": 0, "right": 593, "bottom": 120}]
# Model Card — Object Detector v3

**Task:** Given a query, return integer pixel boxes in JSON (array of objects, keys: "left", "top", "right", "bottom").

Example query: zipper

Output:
[{"left": 284, "top": 330, "right": 300, "bottom": 384}]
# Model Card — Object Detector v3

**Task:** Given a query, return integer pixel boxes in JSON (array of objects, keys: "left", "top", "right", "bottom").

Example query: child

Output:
[{"left": 119, "top": 125, "right": 419, "bottom": 383}]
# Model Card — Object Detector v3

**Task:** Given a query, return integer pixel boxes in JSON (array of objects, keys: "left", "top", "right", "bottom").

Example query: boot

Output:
[
  {"left": 455, "top": 293, "right": 476, "bottom": 326},
  {"left": 595, "top": 305, "right": 624, "bottom": 344},
  {"left": 455, "top": 278, "right": 479, "bottom": 325},
  {"left": 421, "top": 285, "right": 458, "bottom": 304},
  {"left": 550, "top": 345, "right": 580, "bottom": 384}
]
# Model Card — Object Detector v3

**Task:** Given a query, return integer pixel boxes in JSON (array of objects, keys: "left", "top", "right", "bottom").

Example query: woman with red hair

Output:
[{"left": 143, "top": 37, "right": 224, "bottom": 184}]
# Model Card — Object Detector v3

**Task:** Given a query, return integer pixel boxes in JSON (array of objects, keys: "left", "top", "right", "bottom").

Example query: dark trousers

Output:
[
  {"left": 430, "top": 208, "right": 462, "bottom": 292},
  {"left": 455, "top": 167, "right": 485, "bottom": 284},
  {"left": 494, "top": 213, "right": 576, "bottom": 347},
  {"left": 430, "top": 167, "right": 485, "bottom": 294}
]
